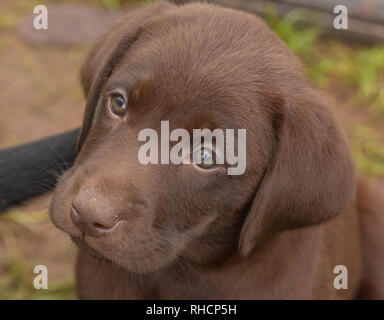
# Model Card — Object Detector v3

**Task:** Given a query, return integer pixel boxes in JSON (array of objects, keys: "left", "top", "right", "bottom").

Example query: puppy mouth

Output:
[{"left": 70, "top": 236, "right": 112, "bottom": 263}]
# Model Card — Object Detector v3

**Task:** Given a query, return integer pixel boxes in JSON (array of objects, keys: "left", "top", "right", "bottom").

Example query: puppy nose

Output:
[{"left": 71, "top": 189, "right": 119, "bottom": 237}]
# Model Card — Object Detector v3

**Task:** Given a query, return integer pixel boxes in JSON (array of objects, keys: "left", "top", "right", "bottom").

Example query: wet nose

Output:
[{"left": 71, "top": 189, "right": 119, "bottom": 237}]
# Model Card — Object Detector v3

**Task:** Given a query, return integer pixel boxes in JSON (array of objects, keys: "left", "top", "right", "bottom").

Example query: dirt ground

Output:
[{"left": 0, "top": 0, "right": 383, "bottom": 299}]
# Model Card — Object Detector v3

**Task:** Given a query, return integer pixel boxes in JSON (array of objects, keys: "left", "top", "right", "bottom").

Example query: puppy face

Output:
[{"left": 50, "top": 2, "right": 355, "bottom": 273}]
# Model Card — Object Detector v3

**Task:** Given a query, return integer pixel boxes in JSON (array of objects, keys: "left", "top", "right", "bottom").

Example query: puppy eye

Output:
[
  {"left": 192, "top": 146, "right": 218, "bottom": 170},
  {"left": 108, "top": 94, "right": 127, "bottom": 117}
]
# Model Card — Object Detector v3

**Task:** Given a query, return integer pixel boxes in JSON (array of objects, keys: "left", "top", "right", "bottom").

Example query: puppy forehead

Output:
[
  {"left": 101, "top": 9, "right": 284, "bottom": 130},
  {"left": 105, "top": 53, "right": 275, "bottom": 133},
  {"left": 105, "top": 63, "right": 255, "bottom": 133}
]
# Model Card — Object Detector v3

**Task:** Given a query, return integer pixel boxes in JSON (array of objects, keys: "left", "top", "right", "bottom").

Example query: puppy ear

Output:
[
  {"left": 239, "top": 88, "right": 355, "bottom": 256},
  {"left": 77, "top": 1, "right": 174, "bottom": 151}
]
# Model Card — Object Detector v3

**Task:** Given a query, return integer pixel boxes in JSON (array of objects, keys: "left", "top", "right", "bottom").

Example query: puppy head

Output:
[{"left": 50, "top": 1, "right": 355, "bottom": 273}]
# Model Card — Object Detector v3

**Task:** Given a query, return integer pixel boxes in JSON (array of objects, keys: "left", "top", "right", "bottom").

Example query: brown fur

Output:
[{"left": 50, "top": 1, "right": 384, "bottom": 299}]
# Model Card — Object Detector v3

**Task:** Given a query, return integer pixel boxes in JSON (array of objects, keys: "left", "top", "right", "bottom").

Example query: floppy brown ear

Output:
[
  {"left": 239, "top": 88, "right": 355, "bottom": 256},
  {"left": 77, "top": 0, "right": 175, "bottom": 151}
]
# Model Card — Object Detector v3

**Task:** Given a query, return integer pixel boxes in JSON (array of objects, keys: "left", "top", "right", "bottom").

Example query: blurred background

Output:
[{"left": 0, "top": 0, "right": 383, "bottom": 299}]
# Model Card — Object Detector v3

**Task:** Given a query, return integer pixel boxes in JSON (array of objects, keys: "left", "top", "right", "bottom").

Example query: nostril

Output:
[
  {"left": 92, "top": 222, "right": 113, "bottom": 231},
  {"left": 71, "top": 206, "right": 81, "bottom": 225},
  {"left": 71, "top": 206, "right": 117, "bottom": 231}
]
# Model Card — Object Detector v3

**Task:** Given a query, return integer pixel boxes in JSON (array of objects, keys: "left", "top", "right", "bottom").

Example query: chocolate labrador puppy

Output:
[{"left": 50, "top": 1, "right": 384, "bottom": 299}]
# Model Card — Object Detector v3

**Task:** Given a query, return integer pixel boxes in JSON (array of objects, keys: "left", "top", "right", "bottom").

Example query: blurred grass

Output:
[
  {"left": 266, "top": 5, "right": 320, "bottom": 58},
  {"left": 351, "top": 126, "right": 384, "bottom": 176},
  {"left": 0, "top": 209, "right": 75, "bottom": 299},
  {"left": 0, "top": 0, "right": 41, "bottom": 31},
  {"left": 0, "top": 244, "right": 75, "bottom": 300},
  {"left": 309, "top": 43, "right": 384, "bottom": 115},
  {"left": 266, "top": 6, "right": 384, "bottom": 177},
  {"left": 266, "top": 5, "right": 384, "bottom": 116}
]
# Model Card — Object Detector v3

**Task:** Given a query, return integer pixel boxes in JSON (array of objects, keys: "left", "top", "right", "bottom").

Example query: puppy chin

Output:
[
  {"left": 120, "top": 255, "right": 176, "bottom": 275},
  {"left": 100, "top": 247, "right": 176, "bottom": 275},
  {"left": 84, "top": 238, "right": 178, "bottom": 275},
  {"left": 69, "top": 236, "right": 105, "bottom": 260}
]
